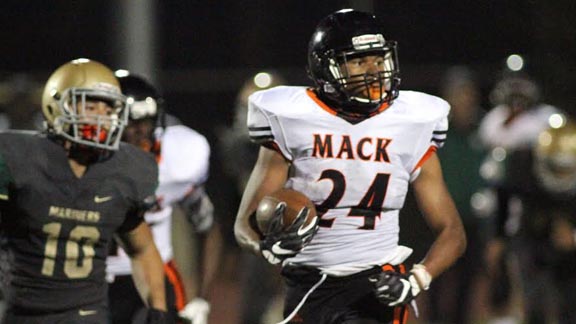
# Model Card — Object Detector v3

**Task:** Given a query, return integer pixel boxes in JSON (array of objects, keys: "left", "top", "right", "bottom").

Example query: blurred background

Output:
[{"left": 1, "top": 0, "right": 575, "bottom": 323}]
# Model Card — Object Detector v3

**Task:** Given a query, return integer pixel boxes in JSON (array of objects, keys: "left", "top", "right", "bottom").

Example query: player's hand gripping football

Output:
[
  {"left": 260, "top": 202, "right": 319, "bottom": 265},
  {"left": 369, "top": 264, "right": 432, "bottom": 306}
]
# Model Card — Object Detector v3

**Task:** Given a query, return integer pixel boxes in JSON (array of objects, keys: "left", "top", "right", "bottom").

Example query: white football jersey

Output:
[
  {"left": 478, "top": 103, "right": 558, "bottom": 150},
  {"left": 248, "top": 86, "right": 449, "bottom": 276},
  {"left": 106, "top": 125, "right": 210, "bottom": 276}
]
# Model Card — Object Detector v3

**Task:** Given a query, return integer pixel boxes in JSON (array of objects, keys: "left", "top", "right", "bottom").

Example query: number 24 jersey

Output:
[{"left": 248, "top": 86, "right": 449, "bottom": 275}]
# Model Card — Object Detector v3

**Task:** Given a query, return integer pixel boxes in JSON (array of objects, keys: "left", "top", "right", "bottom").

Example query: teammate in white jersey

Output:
[
  {"left": 106, "top": 73, "right": 218, "bottom": 324},
  {"left": 234, "top": 9, "right": 466, "bottom": 324}
]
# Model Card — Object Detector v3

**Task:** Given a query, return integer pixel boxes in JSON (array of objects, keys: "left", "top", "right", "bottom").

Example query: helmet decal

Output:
[{"left": 351, "top": 34, "right": 386, "bottom": 50}]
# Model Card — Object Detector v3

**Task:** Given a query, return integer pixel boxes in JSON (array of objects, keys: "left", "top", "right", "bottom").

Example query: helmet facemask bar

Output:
[
  {"left": 325, "top": 41, "right": 400, "bottom": 110},
  {"left": 53, "top": 88, "right": 129, "bottom": 150}
]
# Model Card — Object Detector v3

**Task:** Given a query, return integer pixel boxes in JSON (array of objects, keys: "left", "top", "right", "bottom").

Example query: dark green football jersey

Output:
[{"left": 0, "top": 131, "right": 158, "bottom": 313}]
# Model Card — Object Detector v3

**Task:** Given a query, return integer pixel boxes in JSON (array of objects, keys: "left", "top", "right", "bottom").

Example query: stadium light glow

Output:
[{"left": 506, "top": 54, "right": 524, "bottom": 71}]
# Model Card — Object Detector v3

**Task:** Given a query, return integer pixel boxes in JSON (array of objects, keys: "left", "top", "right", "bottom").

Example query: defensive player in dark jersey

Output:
[
  {"left": 0, "top": 58, "right": 167, "bottom": 324},
  {"left": 487, "top": 117, "right": 576, "bottom": 324}
]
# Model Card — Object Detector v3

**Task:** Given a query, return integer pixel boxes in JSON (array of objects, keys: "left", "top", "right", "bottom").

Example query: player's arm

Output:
[
  {"left": 371, "top": 153, "right": 466, "bottom": 306},
  {"left": 116, "top": 220, "right": 167, "bottom": 312},
  {"left": 173, "top": 186, "right": 221, "bottom": 323},
  {"left": 234, "top": 146, "right": 290, "bottom": 255},
  {"left": 412, "top": 153, "right": 467, "bottom": 278},
  {"left": 178, "top": 186, "right": 215, "bottom": 234}
]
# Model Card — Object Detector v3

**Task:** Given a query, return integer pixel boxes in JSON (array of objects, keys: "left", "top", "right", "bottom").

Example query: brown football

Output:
[{"left": 255, "top": 188, "right": 317, "bottom": 235}]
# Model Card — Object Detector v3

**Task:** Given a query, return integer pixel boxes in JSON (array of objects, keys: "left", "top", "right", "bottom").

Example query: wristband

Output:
[{"left": 410, "top": 264, "right": 432, "bottom": 291}]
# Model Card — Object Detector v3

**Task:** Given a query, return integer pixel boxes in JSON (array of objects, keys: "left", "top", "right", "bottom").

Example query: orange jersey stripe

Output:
[
  {"left": 305, "top": 88, "right": 390, "bottom": 116},
  {"left": 164, "top": 260, "right": 187, "bottom": 311},
  {"left": 411, "top": 145, "right": 437, "bottom": 173}
]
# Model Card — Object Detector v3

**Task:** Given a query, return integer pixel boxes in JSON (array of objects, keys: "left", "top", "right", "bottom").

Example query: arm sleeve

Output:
[
  {"left": 410, "top": 113, "right": 449, "bottom": 181},
  {"left": 118, "top": 153, "right": 159, "bottom": 233},
  {"left": 247, "top": 92, "right": 292, "bottom": 161},
  {"left": 117, "top": 209, "right": 145, "bottom": 233}
]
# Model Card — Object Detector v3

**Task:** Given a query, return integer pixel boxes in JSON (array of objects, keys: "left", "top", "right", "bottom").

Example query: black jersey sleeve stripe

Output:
[
  {"left": 249, "top": 126, "right": 272, "bottom": 131},
  {"left": 250, "top": 135, "right": 275, "bottom": 141},
  {"left": 249, "top": 128, "right": 273, "bottom": 134},
  {"left": 433, "top": 130, "right": 448, "bottom": 134}
]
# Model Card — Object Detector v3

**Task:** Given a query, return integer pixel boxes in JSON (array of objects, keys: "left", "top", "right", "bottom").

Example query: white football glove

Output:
[{"left": 178, "top": 298, "right": 210, "bottom": 324}]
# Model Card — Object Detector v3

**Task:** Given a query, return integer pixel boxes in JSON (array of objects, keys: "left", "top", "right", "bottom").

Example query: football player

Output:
[
  {"left": 528, "top": 119, "right": 576, "bottom": 323},
  {"left": 478, "top": 73, "right": 558, "bottom": 150},
  {"left": 234, "top": 9, "right": 466, "bottom": 324},
  {"left": 481, "top": 112, "right": 576, "bottom": 322},
  {"left": 476, "top": 73, "right": 560, "bottom": 323},
  {"left": 0, "top": 59, "right": 167, "bottom": 323},
  {"left": 106, "top": 72, "right": 219, "bottom": 324}
]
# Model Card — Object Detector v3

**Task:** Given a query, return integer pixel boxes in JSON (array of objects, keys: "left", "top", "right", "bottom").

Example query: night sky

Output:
[{"left": 1, "top": 0, "right": 575, "bottom": 144}]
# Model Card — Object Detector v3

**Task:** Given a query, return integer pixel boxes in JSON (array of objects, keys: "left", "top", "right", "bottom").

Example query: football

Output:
[{"left": 255, "top": 188, "right": 317, "bottom": 235}]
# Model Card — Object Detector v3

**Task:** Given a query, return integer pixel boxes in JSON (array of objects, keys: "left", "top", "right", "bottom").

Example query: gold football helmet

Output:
[
  {"left": 534, "top": 117, "right": 576, "bottom": 194},
  {"left": 41, "top": 58, "right": 128, "bottom": 150}
]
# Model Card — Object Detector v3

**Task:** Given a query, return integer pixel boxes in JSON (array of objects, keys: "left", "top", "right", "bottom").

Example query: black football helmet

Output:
[
  {"left": 115, "top": 71, "right": 164, "bottom": 125},
  {"left": 489, "top": 73, "right": 540, "bottom": 110},
  {"left": 115, "top": 71, "right": 165, "bottom": 153},
  {"left": 307, "top": 9, "right": 400, "bottom": 117}
]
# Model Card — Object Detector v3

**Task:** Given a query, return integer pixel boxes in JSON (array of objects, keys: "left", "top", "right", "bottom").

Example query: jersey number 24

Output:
[{"left": 316, "top": 170, "right": 390, "bottom": 230}]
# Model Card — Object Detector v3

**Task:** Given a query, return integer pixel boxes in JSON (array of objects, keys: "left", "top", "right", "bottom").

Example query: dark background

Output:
[
  {"left": 1, "top": 1, "right": 575, "bottom": 125},
  {"left": 0, "top": 0, "right": 575, "bottom": 251}
]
